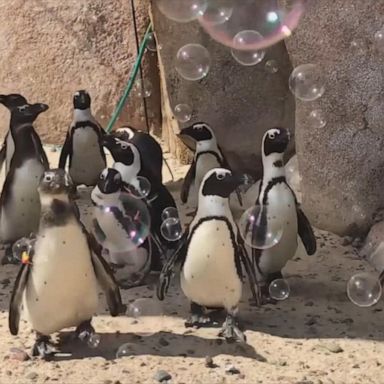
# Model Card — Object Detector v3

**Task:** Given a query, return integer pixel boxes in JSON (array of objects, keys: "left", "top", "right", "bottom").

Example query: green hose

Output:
[{"left": 106, "top": 23, "right": 153, "bottom": 133}]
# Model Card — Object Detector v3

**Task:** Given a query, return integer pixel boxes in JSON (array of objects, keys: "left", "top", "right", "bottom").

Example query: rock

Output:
[
  {"left": 25, "top": 372, "right": 38, "bottom": 380},
  {"left": 285, "top": 0, "right": 384, "bottom": 236},
  {"left": 153, "top": 370, "right": 172, "bottom": 382},
  {"left": 9, "top": 347, "right": 30, "bottom": 362},
  {"left": 0, "top": 0, "right": 161, "bottom": 144},
  {"left": 158, "top": 337, "right": 169, "bottom": 347},
  {"left": 151, "top": 3, "right": 295, "bottom": 175},
  {"left": 205, "top": 356, "right": 216, "bottom": 368},
  {"left": 352, "top": 238, "right": 363, "bottom": 248},
  {"left": 225, "top": 365, "right": 240, "bottom": 375},
  {"left": 315, "top": 343, "right": 344, "bottom": 354},
  {"left": 360, "top": 221, "right": 384, "bottom": 274}
]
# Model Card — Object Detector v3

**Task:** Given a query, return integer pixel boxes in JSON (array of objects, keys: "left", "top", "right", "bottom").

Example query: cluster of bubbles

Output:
[
  {"left": 160, "top": 207, "right": 183, "bottom": 242},
  {"left": 133, "top": 79, "right": 153, "bottom": 99}
]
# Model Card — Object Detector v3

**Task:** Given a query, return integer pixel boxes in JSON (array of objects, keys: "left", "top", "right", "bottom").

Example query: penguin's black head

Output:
[
  {"left": 263, "top": 127, "right": 290, "bottom": 157},
  {"left": 97, "top": 168, "right": 123, "bottom": 194},
  {"left": 39, "top": 169, "right": 74, "bottom": 195},
  {"left": 12, "top": 103, "right": 49, "bottom": 126},
  {"left": 0, "top": 93, "right": 28, "bottom": 110},
  {"left": 202, "top": 168, "right": 243, "bottom": 198},
  {"left": 102, "top": 136, "right": 135, "bottom": 165},
  {"left": 73, "top": 90, "right": 91, "bottom": 110},
  {"left": 179, "top": 122, "right": 214, "bottom": 142}
]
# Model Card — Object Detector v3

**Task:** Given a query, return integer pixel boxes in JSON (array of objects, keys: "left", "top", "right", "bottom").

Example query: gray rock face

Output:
[
  {"left": 151, "top": 2, "right": 295, "bottom": 178},
  {"left": 360, "top": 221, "right": 384, "bottom": 275},
  {"left": 285, "top": 0, "right": 384, "bottom": 236}
]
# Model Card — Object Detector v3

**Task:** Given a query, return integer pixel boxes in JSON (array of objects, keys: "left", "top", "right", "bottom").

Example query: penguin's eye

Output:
[
  {"left": 216, "top": 173, "right": 225, "bottom": 180},
  {"left": 44, "top": 174, "right": 53, "bottom": 182},
  {"left": 18, "top": 105, "right": 28, "bottom": 112},
  {"left": 100, "top": 173, "right": 105, "bottom": 180},
  {"left": 120, "top": 143, "right": 128, "bottom": 150},
  {"left": 268, "top": 133, "right": 276, "bottom": 140}
]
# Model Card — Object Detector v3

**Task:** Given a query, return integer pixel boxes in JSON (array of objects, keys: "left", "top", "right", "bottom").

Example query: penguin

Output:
[
  {"left": 157, "top": 168, "right": 260, "bottom": 343},
  {"left": 58, "top": 90, "right": 106, "bottom": 187},
  {"left": 101, "top": 136, "right": 178, "bottom": 269},
  {"left": 0, "top": 94, "right": 49, "bottom": 174},
  {"left": 247, "top": 127, "right": 316, "bottom": 303},
  {"left": 178, "top": 122, "right": 243, "bottom": 209},
  {"left": 91, "top": 167, "right": 152, "bottom": 288},
  {"left": 0, "top": 103, "right": 50, "bottom": 262},
  {"left": 8, "top": 168, "right": 124, "bottom": 358}
]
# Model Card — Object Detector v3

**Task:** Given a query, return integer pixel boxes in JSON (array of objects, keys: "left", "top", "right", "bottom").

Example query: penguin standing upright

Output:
[
  {"left": 178, "top": 122, "right": 242, "bottom": 209},
  {"left": 0, "top": 94, "right": 49, "bottom": 174},
  {"left": 158, "top": 168, "right": 259, "bottom": 343},
  {"left": 247, "top": 127, "right": 316, "bottom": 302},
  {"left": 0, "top": 103, "right": 49, "bottom": 262},
  {"left": 91, "top": 167, "right": 152, "bottom": 287},
  {"left": 59, "top": 90, "right": 106, "bottom": 187},
  {"left": 8, "top": 168, "right": 123, "bottom": 358}
]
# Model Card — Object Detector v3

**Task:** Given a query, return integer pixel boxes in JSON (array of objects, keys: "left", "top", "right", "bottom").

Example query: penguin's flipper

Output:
[
  {"left": 0, "top": 135, "right": 7, "bottom": 171},
  {"left": 181, "top": 162, "right": 196, "bottom": 204},
  {"left": 9, "top": 264, "right": 31, "bottom": 335},
  {"left": 157, "top": 231, "right": 188, "bottom": 300},
  {"left": 297, "top": 207, "right": 317, "bottom": 255},
  {"left": 58, "top": 130, "right": 72, "bottom": 169},
  {"left": 31, "top": 131, "right": 49, "bottom": 169},
  {"left": 85, "top": 230, "right": 125, "bottom": 317}
]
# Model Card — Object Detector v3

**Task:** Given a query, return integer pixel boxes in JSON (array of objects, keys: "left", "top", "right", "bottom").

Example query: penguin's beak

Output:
[
  {"left": 0, "top": 95, "right": 5, "bottom": 104},
  {"left": 101, "top": 134, "right": 115, "bottom": 149},
  {"left": 38, "top": 103, "right": 49, "bottom": 113},
  {"left": 221, "top": 173, "right": 244, "bottom": 196}
]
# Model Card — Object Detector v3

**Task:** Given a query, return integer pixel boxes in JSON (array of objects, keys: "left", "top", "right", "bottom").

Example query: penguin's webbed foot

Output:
[
  {"left": 185, "top": 302, "right": 211, "bottom": 328},
  {"left": 75, "top": 319, "right": 95, "bottom": 342},
  {"left": 32, "top": 335, "right": 57, "bottom": 359},
  {"left": 218, "top": 310, "right": 246, "bottom": 343}
]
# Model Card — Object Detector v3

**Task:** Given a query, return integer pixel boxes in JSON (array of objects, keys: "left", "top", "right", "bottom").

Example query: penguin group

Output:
[{"left": 0, "top": 88, "right": 317, "bottom": 357}]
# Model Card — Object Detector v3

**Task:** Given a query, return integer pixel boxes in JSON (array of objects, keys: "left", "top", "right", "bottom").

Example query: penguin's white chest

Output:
[
  {"left": 0, "top": 159, "right": 44, "bottom": 242},
  {"left": 23, "top": 223, "right": 99, "bottom": 335},
  {"left": 181, "top": 219, "right": 242, "bottom": 310},
  {"left": 70, "top": 128, "right": 105, "bottom": 186},
  {"left": 256, "top": 183, "right": 298, "bottom": 277}
]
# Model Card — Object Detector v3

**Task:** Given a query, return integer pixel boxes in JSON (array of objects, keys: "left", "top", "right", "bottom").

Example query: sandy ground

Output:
[{"left": 0, "top": 144, "right": 383, "bottom": 384}]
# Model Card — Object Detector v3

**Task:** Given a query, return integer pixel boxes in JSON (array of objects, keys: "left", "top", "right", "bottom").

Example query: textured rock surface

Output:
[
  {"left": 285, "top": 0, "right": 384, "bottom": 236},
  {"left": 151, "top": 1, "right": 295, "bottom": 176},
  {"left": 0, "top": 0, "right": 161, "bottom": 144},
  {"left": 360, "top": 221, "right": 384, "bottom": 275}
]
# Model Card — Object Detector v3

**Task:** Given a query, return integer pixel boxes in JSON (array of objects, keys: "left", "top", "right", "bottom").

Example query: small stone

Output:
[
  {"left": 154, "top": 370, "right": 172, "bottom": 382},
  {"left": 352, "top": 238, "right": 362, "bottom": 248},
  {"left": 316, "top": 343, "right": 343, "bottom": 354},
  {"left": 26, "top": 372, "right": 38, "bottom": 380},
  {"left": 341, "top": 236, "right": 353, "bottom": 246},
  {"left": 305, "top": 317, "right": 317, "bottom": 326},
  {"left": 9, "top": 347, "right": 30, "bottom": 361},
  {"left": 352, "top": 364, "right": 360, "bottom": 369},
  {"left": 304, "top": 301, "right": 314, "bottom": 307},
  {"left": 225, "top": 364, "right": 240, "bottom": 375},
  {"left": 205, "top": 356, "right": 216, "bottom": 368},
  {"left": 158, "top": 337, "right": 169, "bottom": 347}
]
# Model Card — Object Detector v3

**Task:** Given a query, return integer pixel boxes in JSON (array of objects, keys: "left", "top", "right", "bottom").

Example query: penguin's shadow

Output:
[{"left": 54, "top": 331, "right": 266, "bottom": 362}]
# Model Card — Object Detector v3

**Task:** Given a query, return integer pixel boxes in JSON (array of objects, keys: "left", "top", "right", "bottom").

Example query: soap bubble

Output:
[
  {"left": 175, "top": 44, "right": 211, "bottom": 81},
  {"left": 239, "top": 205, "right": 283, "bottom": 249},
  {"left": 231, "top": 30, "right": 265, "bottom": 66},
  {"left": 347, "top": 273, "right": 382, "bottom": 307},
  {"left": 374, "top": 29, "right": 384, "bottom": 52},
  {"left": 134, "top": 79, "right": 152, "bottom": 98},
  {"left": 174, "top": 104, "right": 192, "bottom": 123},
  {"left": 128, "top": 298, "right": 164, "bottom": 318},
  {"left": 157, "top": 0, "right": 207, "bottom": 23},
  {"left": 308, "top": 109, "right": 327, "bottom": 128},
  {"left": 126, "top": 176, "right": 151, "bottom": 199},
  {"left": 289, "top": 64, "right": 325, "bottom": 101},
  {"left": 12, "top": 237, "right": 34, "bottom": 264},
  {"left": 146, "top": 32, "right": 158, "bottom": 52},
  {"left": 265, "top": 59, "right": 279, "bottom": 74},
  {"left": 87, "top": 334, "right": 101, "bottom": 348},
  {"left": 198, "top": 0, "right": 233, "bottom": 25},
  {"left": 161, "top": 206, "right": 179, "bottom": 221},
  {"left": 161, "top": 217, "right": 183, "bottom": 241},
  {"left": 116, "top": 343, "right": 136, "bottom": 358},
  {"left": 198, "top": 0, "right": 306, "bottom": 51},
  {"left": 269, "top": 279, "right": 290, "bottom": 300},
  {"left": 92, "top": 192, "right": 151, "bottom": 253}
]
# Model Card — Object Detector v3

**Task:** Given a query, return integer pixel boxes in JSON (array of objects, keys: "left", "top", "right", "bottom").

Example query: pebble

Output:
[
  {"left": 205, "top": 356, "right": 216, "bottom": 368},
  {"left": 315, "top": 343, "right": 344, "bottom": 354},
  {"left": 9, "top": 347, "right": 30, "bottom": 361},
  {"left": 158, "top": 337, "right": 169, "bottom": 347},
  {"left": 154, "top": 370, "right": 172, "bottom": 382},
  {"left": 225, "top": 365, "right": 240, "bottom": 375},
  {"left": 26, "top": 372, "right": 38, "bottom": 380}
]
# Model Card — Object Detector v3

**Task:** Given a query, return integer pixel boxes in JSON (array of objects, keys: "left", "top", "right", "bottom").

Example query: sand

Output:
[{"left": 0, "top": 145, "right": 383, "bottom": 384}]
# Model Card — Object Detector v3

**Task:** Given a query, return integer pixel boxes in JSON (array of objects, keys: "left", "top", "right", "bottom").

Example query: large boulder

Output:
[
  {"left": 150, "top": 1, "right": 295, "bottom": 176},
  {"left": 0, "top": 0, "right": 161, "bottom": 144},
  {"left": 285, "top": 1, "right": 384, "bottom": 236}
]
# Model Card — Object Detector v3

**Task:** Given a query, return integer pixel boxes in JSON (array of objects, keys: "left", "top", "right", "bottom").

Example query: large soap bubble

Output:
[
  {"left": 157, "top": 0, "right": 207, "bottom": 23},
  {"left": 289, "top": 64, "right": 325, "bottom": 101},
  {"left": 198, "top": 0, "right": 306, "bottom": 51},
  {"left": 92, "top": 192, "right": 151, "bottom": 253},
  {"left": 175, "top": 44, "right": 211, "bottom": 81},
  {"left": 347, "top": 273, "right": 382, "bottom": 307},
  {"left": 231, "top": 30, "right": 265, "bottom": 66}
]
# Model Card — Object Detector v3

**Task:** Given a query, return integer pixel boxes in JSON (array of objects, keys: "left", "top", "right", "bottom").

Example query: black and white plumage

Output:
[
  {"left": 0, "top": 94, "right": 49, "bottom": 175},
  {"left": 58, "top": 90, "right": 106, "bottom": 187},
  {"left": 178, "top": 122, "right": 242, "bottom": 208},
  {"left": 9, "top": 169, "right": 123, "bottom": 359},
  {"left": 91, "top": 168, "right": 152, "bottom": 288},
  {"left": 0, "top": 103, "right": 50, "bottom": 263},
  {"left": 158, "top": 168, "right": 259, "bottom": 343},
  {"left": 247, "top": 127, "right": 316, "bottom": 302}
]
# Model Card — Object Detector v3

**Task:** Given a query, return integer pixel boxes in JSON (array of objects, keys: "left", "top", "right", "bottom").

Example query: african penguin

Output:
[
  {"left": 58, "top": 90, "right": 106, "bottom": 187},
  {"left": 0, "top": 94, "right": 49, "bottom": 175},
  {"left": 178, "top": 122, "right": 243, "bottom": 210},
  {"left": 8, "top": 168, "right": 123, "bottom": 358},
  {"left": 157, "top": 168, "right": 260, "bottom": 343},
  {"left": 247, "top": 127, "right": 316, "bottom": 303},
  {"left": 0, "top": 103, "right": 50, "bottom": 263},
  {"left": 91, "top": 168, "right": 152, "bottom": 288}
]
